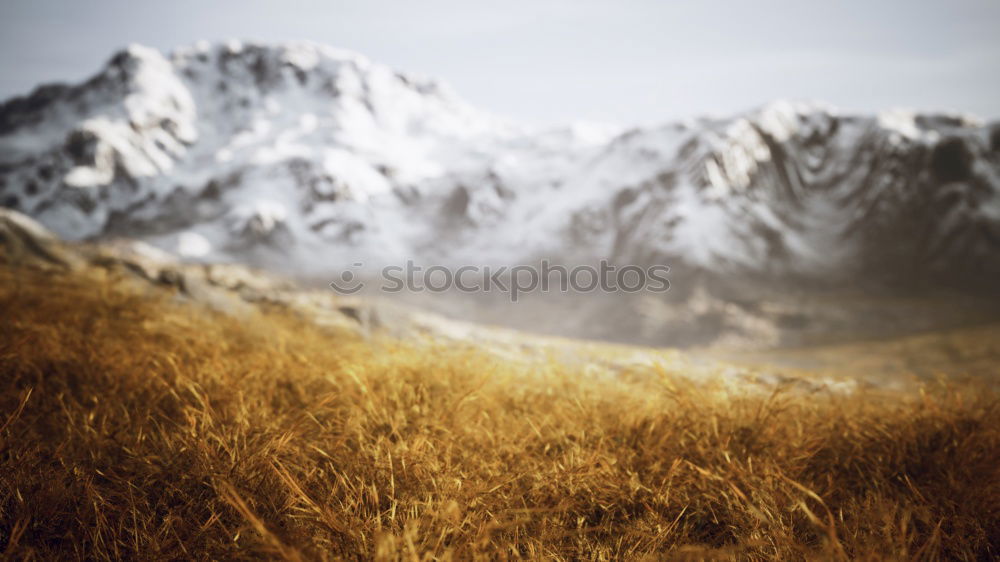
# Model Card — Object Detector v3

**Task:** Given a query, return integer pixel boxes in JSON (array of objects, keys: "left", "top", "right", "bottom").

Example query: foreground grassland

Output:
[{"left": 1, "top": 267, "right": 998, "bottom": 560}]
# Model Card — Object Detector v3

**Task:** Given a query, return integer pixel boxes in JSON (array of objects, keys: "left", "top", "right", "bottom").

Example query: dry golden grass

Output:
[{"left": 1, "top": 266, "right": 998, "bottom": 560}]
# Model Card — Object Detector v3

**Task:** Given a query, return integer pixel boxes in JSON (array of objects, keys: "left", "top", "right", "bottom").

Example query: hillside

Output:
[
  {"left": 2, "top": 255, "right": 999, "bottom": 559},
  {"left": 2, "top": 210, "right": 1000, "bottom": 558}
]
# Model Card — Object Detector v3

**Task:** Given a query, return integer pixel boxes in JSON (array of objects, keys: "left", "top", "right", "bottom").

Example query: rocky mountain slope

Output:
[{"left": 1, "top": 40, "right": 999, "bottom": 288}]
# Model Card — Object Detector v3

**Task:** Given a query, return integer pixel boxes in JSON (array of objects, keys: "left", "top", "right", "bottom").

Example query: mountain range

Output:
[{"left": 2, "top": 40, "right": 999, "bottom": 292}]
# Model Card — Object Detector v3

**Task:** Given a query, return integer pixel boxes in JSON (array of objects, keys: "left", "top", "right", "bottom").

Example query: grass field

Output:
[{"left": 1, "top": 265, "right": 998, "bottom": 560}]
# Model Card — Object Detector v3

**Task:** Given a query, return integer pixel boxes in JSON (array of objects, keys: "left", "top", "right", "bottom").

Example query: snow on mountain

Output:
[{"left": 1, "top": 41, "right": 998, "bottom": 286}]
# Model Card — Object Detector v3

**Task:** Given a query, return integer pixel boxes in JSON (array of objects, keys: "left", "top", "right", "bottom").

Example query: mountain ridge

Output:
[{"left": 1, "top": 40, "right": 998, "bottom": 287}]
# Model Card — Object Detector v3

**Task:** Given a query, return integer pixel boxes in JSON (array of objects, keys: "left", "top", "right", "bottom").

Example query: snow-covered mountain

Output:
[{"left": 2, "top": 40, "right": 999, "bottom": 286}]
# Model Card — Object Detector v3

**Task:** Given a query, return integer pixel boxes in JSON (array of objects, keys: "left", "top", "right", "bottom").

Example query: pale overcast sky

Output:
[{"left": 1, "top": 0, "right": 998, "bottom": 126}]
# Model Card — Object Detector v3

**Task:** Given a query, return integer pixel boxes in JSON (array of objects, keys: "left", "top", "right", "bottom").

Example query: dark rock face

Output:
[
  {"left": 65, "top": 129, "right": 102, "bottom": 166},
  {"left": 0, "top": 84, "right": 71, "bottom": 133},
  {"left": 930, "top": 137, "right": 973, "bottom": 183},
  {"left": 443, "top": 185, "right": 471, "bottom": 219}
]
